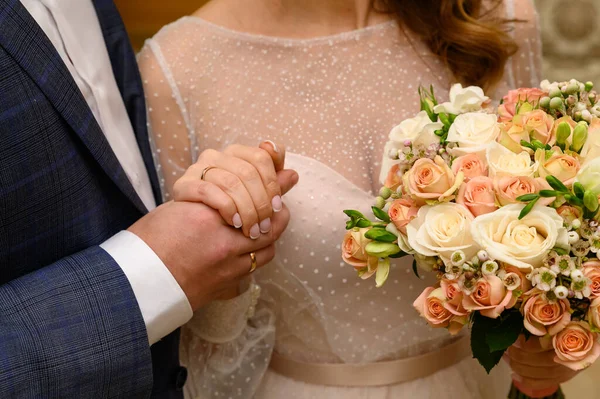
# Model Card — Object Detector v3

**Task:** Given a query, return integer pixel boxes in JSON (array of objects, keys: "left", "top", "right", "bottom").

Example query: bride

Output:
[{"left": 138, "top": 0, "right": 548, "bottom": 397}]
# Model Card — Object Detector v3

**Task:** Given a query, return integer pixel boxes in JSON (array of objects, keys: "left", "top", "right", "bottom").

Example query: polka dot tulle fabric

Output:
[{"left": 139, "top": 1, "right": 540, "bottom": 397}]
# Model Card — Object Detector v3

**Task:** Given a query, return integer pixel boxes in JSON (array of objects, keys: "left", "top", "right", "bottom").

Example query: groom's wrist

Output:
[{"left": 100, "top": 230, "right": 193, "bottom": 345}]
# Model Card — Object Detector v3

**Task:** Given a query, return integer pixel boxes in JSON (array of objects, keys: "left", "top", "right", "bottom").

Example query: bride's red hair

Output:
[{"left": 378, "top": 0, "right": 518, "bottom": 92}]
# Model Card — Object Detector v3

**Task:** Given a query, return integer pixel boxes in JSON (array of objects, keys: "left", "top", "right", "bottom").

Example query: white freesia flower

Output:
[
  {"left": 575, "top": 156, "right": 600, "bottom": 195},
  {"left": 470, "top": 204, "right": 570, "bottom": 270},
  {"left": 447, "top": 112, "right": 500, "bottom": 157},
  {"left": 406, "top": 203, "right": 478, "bottom": 265},
  {"left": 540, "top": 79, "right": 559, "bottom": 93},
  {"left": 486, "top": 141, "right": 538, "bottom": 178},
  {"left": 388, "top": 111, "right": 442, "bottom": 148},
  {"left": 433, "top": 84, "right": 489, "bottom": 115}
]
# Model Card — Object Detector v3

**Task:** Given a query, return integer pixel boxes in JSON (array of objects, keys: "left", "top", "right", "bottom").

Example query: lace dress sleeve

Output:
[
  {"left": 504, "top": 0, "right": 543, "bottom": 89},
  {"left": 138, "top": 34, "right": 276, "bottom": 399}
]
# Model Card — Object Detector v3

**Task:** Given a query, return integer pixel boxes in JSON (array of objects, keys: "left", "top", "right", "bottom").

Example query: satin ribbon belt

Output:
[{"left": 269, "top": 336, "right": 471, "bottom": 387}]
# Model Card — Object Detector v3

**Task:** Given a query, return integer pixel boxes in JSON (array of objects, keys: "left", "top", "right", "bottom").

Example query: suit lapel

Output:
[
  {"left": 92, "top": 0, "right": 162, "bottom": 205},
  {"left": 0, "top": 0, "right": 147, "bottom": 214}
]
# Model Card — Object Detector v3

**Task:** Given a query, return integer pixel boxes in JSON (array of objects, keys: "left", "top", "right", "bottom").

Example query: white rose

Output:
[
  {"left": 433, "top": 84, "right": 489, "bottom": 115},
  {"left": 575, "top": 156, "right": 600, "bottom": 195},
  {"left": 471, "top": 204, "right": 569, "bottom": 270},
  {"left": 388, "top": 111, "right": 442, "bottom": 148},
  {"left": 406, "top": 203, "right": 478, "bottom": 265},
  {"left": 447, "top": 112, "right": 500, "bottom": 157},
  {"left": 486, "top": 141, "right": 538, "bottom": 178}
]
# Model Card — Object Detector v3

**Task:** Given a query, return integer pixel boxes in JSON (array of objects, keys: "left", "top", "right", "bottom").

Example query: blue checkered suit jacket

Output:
[{"left": 0, "top": 0, "right": 184, "bottom": 397}]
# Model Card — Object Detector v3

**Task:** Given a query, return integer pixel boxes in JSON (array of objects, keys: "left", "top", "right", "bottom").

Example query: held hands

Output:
[
  {"left": 129, "top": 141, "right": 298, "bottom": 310},
  {"left": 505, "top": 335, "right": 578, "bottom": 398}
]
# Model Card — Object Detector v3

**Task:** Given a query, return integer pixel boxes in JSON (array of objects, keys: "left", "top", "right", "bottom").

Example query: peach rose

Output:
[
  {"left": 583, "top": 260, "right": 600, "bottom": 299},
  {"left": 556, "top": 205, "right": 583, "bottom": 226},
  {"left": 553, "top": 321, "right": 600, "bottom": 371},
  {"left": 384, "top": 164, "right": 402, "bottom": 191},
  {"left": 522, "top": 290, "right": 571, "bottom": 336},
  {"left": 504, "top": 264, "right": 532, "bottom": 292},
  {"left": 523, "top": 109, "right": 555, "bottom": 145},
  {"left": 456, "top": 176, "right": 498, "bottom": 217},
  {"left": 462, "top": 275, "right": 517, "bottom": 318},
  {"left": 535, "top": 148, "right": 581, "bottom": 187},
  {"left": 403, "top": 155, "right": 464, "bottom": 204},
  {"left": 493, "top": 176, "right": 552, "bottom": 206},
  {"left": 451, "top": 154, "right": 487, "bottom": 181},
  {"left": 388, "top": 198, "right": 419, "bottom": 235},
  {"left": 498, "top": 88, "right": 547, "bottom": 122},
  {"left": 414, "top": 287, "right": 468, "bottom": 334},
  {"left": 342, "top": 228, "right": 377, "bottom": 270},
  {"left": 587, "top": 297, "right": 600, "bottom": 331},
  {"left": 441, "top": 279, "right": 468, "bottom": 316}
]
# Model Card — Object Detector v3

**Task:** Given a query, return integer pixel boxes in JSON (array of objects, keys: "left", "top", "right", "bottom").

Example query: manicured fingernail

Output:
[
  {"left": 272, "top": 195, "right": 282, "bottom": 212},
  {"left": 250, "top": 223, "right": 260, "bottom": 239},
  {"left": 233, "top": 213, "right": 243, "bottom": 228},
  {"left": 263, "top": 140, "right": 278, "bottom": 153},
  {"left": 260, "top": 218, "right": 271, "bottom": 233}
]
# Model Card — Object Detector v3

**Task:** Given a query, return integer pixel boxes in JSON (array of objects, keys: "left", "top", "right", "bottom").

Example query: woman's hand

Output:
[
  {"left": 172, "top": 140, "right": 296, "bottom": 239},
  {"left": 505, "top": 335, "right": 578, "bottom": 398}
]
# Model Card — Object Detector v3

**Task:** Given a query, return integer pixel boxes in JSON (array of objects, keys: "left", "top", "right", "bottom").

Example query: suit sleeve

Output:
[{"left": 0, "top": 246, "right": 153, "bottom": 398}]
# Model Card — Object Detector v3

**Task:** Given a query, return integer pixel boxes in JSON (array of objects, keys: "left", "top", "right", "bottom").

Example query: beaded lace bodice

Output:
[{"left": 138, "top": 1, "right": 541, "bottom": 396}]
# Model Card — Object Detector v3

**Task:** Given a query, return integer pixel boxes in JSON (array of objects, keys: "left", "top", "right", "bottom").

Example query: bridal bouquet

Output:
[{"left": 342, "top": 80, "right": 600, "bottom": 378}]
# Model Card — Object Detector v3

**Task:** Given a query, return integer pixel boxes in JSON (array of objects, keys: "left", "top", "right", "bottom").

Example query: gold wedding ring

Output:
[
  {"left": 200, "top": 166, "right": 216, "bottom": 181},
  {"left": 249, "top": 252, "right": 258, "bottom": 274}
]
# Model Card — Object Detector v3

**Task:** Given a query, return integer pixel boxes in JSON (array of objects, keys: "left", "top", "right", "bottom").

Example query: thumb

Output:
[
  {"left": 277, "top": 169, "right": 299, "bottom": 196},
  {"left": 259, "top": 140, "right": 286, "bottom": 171}
]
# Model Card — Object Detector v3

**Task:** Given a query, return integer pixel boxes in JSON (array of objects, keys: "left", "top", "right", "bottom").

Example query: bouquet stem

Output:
[{"left": 508, "top": 382, "right": 564, "bottom": 399}]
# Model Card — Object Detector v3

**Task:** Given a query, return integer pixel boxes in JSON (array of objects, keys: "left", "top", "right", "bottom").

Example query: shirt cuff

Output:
[{"left": 100, "top": 230, "right": 193, "bottom": 345}]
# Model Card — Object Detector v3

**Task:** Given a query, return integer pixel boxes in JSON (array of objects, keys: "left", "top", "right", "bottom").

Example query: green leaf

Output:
[
  {"left": 344, "top": 210, "right": 367, "bottom": 220},
  {"left": 364, "top": 229, "right": 398, "bottom": 243},
  {"left": 412, "top": 259, "right": 420, "bottom": 278},
  {"left": 546, "top": 176, "right": 569, "bottom": 193},
  {"left": 574, "top": 182, "right": 586, "bottom": 199},
  {"left": 565, "top": 194, "right": 584, "bottom": 207},
  {"left": 539, "top": 190, "right": 560, "bottom": 198},
  {"left": 519, "top": 140, "right": 536, "bottom": 151},
  {"left": 372, "top": 206, "right": 391, "bottom": 223},
  {"left": 554, "top": 247, "right": 569, "bottom": 255},
  {"left": 345, "top": 220, "right": 355, "bottom": 230},
  {"left": 375, "top": 258, "right": 391, "bottom": 288},
  {"left": 516, "top": 193, "right": 539, "bottom": 202},
  {"left": 485, "top": 309, "right": 524, "bottom": 352},
  {"left": 471, "top": 312, "right": 507, "bottom": 374},
  {"left": 518, "top": 196, "right": 539, "bottom": 220}
]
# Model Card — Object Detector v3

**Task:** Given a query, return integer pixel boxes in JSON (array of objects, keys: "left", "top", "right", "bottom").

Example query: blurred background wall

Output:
[{"left": 113, "top": 0, "right": 600, "bottom": 395}]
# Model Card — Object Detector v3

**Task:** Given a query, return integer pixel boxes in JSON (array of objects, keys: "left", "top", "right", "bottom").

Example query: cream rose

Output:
[
  {"left": 486, "top": 141, "right": 538, "bottom": 178},
  {"left": 535, "top": 148, "right": 580, "bottom": 187},
  {"left": 451, "top": 153, "right": 487, "bottom": 181},
  {"left": 434, "top": 84, "right": 489, "bottom": 115},
  {"left": 575, "top": 156, "right": 600, "bottom": 195},
  {"left": 403, "top": 156, "right": 464, "bottom": 204},
  {"left": 406, "top": 203, "right": 477, "bottom": 264},
  {"left": 553, "top": 322, "right": 600, "bottom": 371},
  {"left": 523, "top": 290, "right": 571, "bottom": 336},
  {"left": 388, "top": 111, "right": 443, "bottom": 149},
  {"left": 470, "top": 204, "right": 570, "bottom": 270},
  {"left": 462, "top": 275, "right": 516, "bottom": 319},
  {"left": 493, "top": 176, "right": 552, "bottom": 206},
  {"left": 456, "top": 176, "right": 498, "bottom": 217},
  {"left": 447, "top": 112, "right": 500, "bottom": 157}
]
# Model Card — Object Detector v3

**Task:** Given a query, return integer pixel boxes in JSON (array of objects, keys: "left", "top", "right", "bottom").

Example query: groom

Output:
[{"left": 0, "top": 0, "right": 295, "bottom": 397}]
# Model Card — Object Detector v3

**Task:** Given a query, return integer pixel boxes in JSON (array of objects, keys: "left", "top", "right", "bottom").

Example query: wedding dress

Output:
[{"left": 138, "top": 0, "right": 541, "bottom": 397}]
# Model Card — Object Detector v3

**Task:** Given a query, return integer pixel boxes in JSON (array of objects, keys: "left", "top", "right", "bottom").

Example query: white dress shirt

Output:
[{"left": 20, "top": 0, "right": 192, "bottom": 345}]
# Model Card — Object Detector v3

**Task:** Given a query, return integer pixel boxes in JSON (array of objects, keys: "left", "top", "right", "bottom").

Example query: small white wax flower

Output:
[
  {"left": 451, "top": 250, "right": 466, "bottom": 266},
  {"left": 531, "top": 267, "right": 558, "bottom": 292},
  {"left": 477, "top": 250, "right": 490, "bottom": 262},
  {"left": 481, "top": 260, "right": 499, "bottom": 276},
  {"left": 568, "top": 231, "right": 580, "bottom": 244},
  {"left": 572, "top": 219, "right": 582, "bottom": 229},
  {"left": 503, "top": 272, "right": 521, "bottom": 291},
  {"left": 571, "top": 269, "right": 585, "bottom": 282},
  {"left": 554, "top": 286, "right": 569, "bottom": 299}
]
